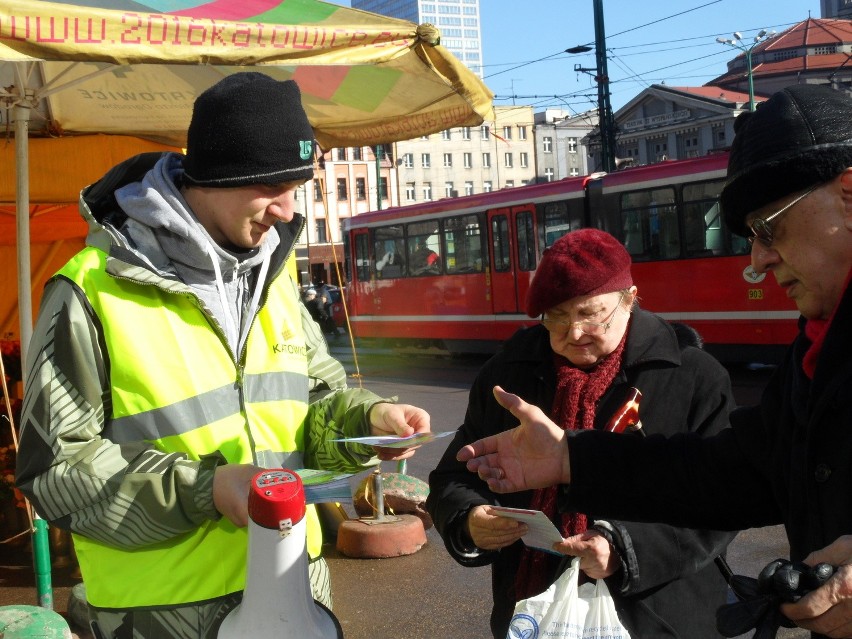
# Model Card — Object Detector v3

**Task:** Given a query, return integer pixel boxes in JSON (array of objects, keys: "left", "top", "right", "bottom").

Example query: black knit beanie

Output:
[
  {"left": 721, "top": 84, "right": 852, "bottom": 237},
  {"left": 183, "top": 72, "right": 315, "bottom": 188}
]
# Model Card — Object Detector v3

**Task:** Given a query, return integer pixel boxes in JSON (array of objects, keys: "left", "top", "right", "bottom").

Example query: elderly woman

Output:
[{"left": 427, "top": 228, "right": 737, "bottom": 639}]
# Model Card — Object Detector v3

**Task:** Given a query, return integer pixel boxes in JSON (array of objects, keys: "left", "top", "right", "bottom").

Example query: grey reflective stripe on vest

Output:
[
  {"left": 256, "top": 450, "right": 304, "bottom": 469},
  {"left": 104, "top": 370, "right": 309, "bottom": 444}
]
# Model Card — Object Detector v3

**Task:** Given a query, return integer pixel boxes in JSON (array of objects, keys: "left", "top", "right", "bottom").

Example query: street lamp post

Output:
[{"left": 717, "top": 30, "right": 774, "bottom": 111}]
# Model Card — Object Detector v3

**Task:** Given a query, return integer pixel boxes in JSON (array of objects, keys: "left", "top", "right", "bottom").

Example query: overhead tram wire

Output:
[
  {"left": 484, "top": 2, "right": 728, "bottom": 87},
  {"left": 484, "top": 10, "right": 802, "bottom": 99}
]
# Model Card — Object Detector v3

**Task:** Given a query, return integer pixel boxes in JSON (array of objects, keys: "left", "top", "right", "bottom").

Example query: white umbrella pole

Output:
[
  {"left": 14, "top": 105, "right": 32, "bottom": 365},
  {"left": 14, "top": 103, "right": 54, "bottom": 610}
]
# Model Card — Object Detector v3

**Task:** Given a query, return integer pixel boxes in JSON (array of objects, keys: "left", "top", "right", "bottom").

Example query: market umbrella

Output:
[
  {"left": 0, "top": 0, "right": 493, "bottom": 609},
  {"left": 0, "top": 0, "right": 493, "bottom": 353}
]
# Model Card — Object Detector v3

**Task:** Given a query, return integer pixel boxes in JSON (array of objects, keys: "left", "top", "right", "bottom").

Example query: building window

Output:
[
  {"left": 316, "top": 219, "right": 327, "bottom": 244},
  {"left": 567, "top": 137, "right": 577, "bottom": 153},
  {"left": 481, "top": 125, "right": 490, "bottom": 139},
  {"left": 356, "top": 177, "right": 366, "bottom": 200},
  {"left": 465, "top": 181, "right": 474, "bottom": 196},
  {"left": 544, "top": 168, "right": 554, "bottom": 182},
  {"left": 543, "top": 137, "right": 553, "bottom": 153},
  {"left": 442, "top": 129, "right": 451, "bottom": 140},
  {"left": 772, "top": 50, "right": 798, "bottom": 62},
  {"left": 379, "top": 177, "right": 388, "bottom": 200},
  {"left": 423, "top": 182, "right": 433, "bottom": 200},
  {"left": 463, "top": 152, "right": 472, "bottom": 168},
  {"left": 405, "top": 182, "right": 416, "bottom": 201},
  {"left": 518, "top": 126, "right": 527, "bottom": 140},
  {"left": 403, "top": 153, "right": 414, "bottom": 168},
  {"left": 569, "top": 167, "right": 579, "bottom": 177},
  {"left": 422, "top": 153, "right": 431, "bottom": 168},
  {"left": 502, "top": 126, "right": 512, "bottom": 140},
  {"left": 504, "top": 152, "right": 513, "bottom": 168},
  {"left": 483, "top": 181, "right": 493, "bottom": 193},
  {"left": 352, "top": 146, "right": 362, "bottom": 161},
  {"left": 445, "top": 181, "right": 455, "bottom": 198},
  {"left": 520, "top": 152, "right": 528, "bottom": 168},
  {"left": 335, "top": 148, "right": 347, "bottom": 161},
  {"left": 443, "top": 153, "right": 453, "bottom": 167},
  {"left": 313, "top": 179, "right": 323, "bottom": 201},
  {"left": 461, "top": 127, "right": 471, "bottom": 140},
  {"left": 482, "top": 152, "right": 491, "bottom": 168},
  {"left": 506, "top": 180, "right": 515, "bottom": 188},
  {"left": 336, "top": 178, "right": 347, "bottom": 200}
]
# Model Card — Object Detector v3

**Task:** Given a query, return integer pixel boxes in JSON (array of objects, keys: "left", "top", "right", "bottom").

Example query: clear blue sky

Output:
[{"left": 329, "top": 0, "right": 822, "bottom": 113}]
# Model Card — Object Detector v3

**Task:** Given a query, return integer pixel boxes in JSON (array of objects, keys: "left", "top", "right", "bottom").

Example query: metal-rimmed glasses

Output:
[
  {"left": 541, "top": 293, "right": 626, "bottom": 336},
  {"left": 747, "top": 183, "right": 821, "bottom": 247}
]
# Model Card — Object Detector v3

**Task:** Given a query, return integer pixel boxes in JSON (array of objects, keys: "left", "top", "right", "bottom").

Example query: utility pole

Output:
[
  {"left": 568, "top": 0, "right": 617, "bottom": 172},
  {"left": 593, "top": 0, "right": 616, "bottom": 172}
]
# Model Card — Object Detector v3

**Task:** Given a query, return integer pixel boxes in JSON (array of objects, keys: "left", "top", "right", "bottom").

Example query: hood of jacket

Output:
[{"left": 79, "top": 151, "right": 304, "bottom": 354}]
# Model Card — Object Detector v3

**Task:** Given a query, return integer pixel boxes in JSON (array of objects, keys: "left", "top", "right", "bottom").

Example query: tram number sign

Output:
[{"left": 748, "top": 289, "right": 764, "bottom": 300}]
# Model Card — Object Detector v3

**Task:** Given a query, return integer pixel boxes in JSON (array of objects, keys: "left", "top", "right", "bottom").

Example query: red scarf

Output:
[
  {"left": 802, "top": 267, "right": 852, "bottom": 379},
  {"left": 513, "top": 333, "right": 628, "bottom": 601}
]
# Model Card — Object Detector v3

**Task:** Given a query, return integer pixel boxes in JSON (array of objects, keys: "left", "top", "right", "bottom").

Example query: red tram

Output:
[{"left": 340, "top": 153, "right": 799, "bottom": 363}]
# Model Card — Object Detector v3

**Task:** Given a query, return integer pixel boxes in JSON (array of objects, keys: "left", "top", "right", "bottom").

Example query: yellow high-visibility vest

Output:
[{"left": 58, "top": 247, "right": 320, "bottom": 608}]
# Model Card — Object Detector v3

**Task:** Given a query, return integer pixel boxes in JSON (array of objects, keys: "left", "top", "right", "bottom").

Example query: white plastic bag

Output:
[{"left": 507, "top": 557, "right": 631, "bottom": 639}]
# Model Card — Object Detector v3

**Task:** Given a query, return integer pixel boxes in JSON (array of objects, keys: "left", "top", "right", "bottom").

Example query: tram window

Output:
[
  {"left": 542, "top": 201, "right": 571, "bottom": 247},
  {"left": 621, "top": 187, "right": 680, "bottom": 260},
  {"left": 444, "top": 214, "right": 483, "bottom": 274},
  {"left": 491, "top": 215, "right": 511, "bottom": 272},
  {"left": 683, "top": 180, "right": 725, "bottom": 257},
  {"left": 406, "top": 220, "right": 442, "bottom": 276},
  {"left": 730, "top": 234, "right": 751, "bottom": 256},
  {"left": 353, "top": 233, "right": 371, "bottom": 282},
  {"left": 374, "top": 225, "right": 405, "bottom": 279},
  {"left": 682, "top": 179, "right": 749, "bottom": 257},
  {"left": 516, "top": 211, "right": 536, "bottom": 271}
]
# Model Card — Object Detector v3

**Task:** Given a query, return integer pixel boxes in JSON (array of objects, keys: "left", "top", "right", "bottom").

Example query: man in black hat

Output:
[
  {"left": 15, "top": 72, "right": 432, "bottom": 639},
  {"left": 456, "top": 84, "right": 852, "bottom": 639}
]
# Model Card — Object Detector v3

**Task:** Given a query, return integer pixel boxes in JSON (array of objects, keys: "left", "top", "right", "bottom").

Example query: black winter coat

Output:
[
  {"left": 427, "top": 309, "right": 737, "bottom": 639},
  {"left": 565, "top": 279, "right": 852, "bottom": 639}
]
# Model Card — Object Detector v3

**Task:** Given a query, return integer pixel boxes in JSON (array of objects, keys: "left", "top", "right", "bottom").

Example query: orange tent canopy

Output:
[{"left": 0, "top": 135, "right": 181, "bottom": 339}]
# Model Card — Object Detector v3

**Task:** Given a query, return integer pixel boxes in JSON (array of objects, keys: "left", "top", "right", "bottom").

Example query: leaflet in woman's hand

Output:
[{"left": 490, "top": 506, "right": 564, "bottom": 554}]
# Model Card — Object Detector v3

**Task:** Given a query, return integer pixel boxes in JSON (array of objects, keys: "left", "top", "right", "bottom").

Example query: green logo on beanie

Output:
[{"left": 300, "top": 140, "right": 312, "bottom": 160}]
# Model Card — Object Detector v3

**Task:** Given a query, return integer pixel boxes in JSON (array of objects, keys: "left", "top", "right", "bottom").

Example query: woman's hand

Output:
[{"left": 466, "top": 504, "right": 528, "bottom": 550}]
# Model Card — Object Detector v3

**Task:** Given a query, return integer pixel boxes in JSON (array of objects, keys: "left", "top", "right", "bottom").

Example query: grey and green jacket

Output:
[{"left": 15, "top": 152, "right": 385, "bottom": 608}]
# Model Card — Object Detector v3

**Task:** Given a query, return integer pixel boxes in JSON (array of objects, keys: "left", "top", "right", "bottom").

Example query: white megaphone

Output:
[{"left": 218, "top": 469, "right": 343, "bottom": 639}]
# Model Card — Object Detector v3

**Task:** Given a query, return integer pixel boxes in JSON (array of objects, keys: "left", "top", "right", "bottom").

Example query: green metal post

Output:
[
  {"left": 32, "top": 518, "right": 53, "bottom": 608},
  {"left": 745, "top": 48, "right": 756, "bottom": 111}
]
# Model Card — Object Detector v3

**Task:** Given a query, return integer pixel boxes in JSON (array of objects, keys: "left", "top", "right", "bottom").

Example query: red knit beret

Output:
[{"left": 525, "top": 228, "right": 633, "bottom": 317}]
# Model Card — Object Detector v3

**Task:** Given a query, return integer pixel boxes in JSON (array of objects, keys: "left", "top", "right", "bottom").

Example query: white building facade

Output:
[
  {"left": 533, "top": 109, "right": 597, "bottom": 181},
  {"left": 393, "top": 105, "right": 537, "bottom": 204}
]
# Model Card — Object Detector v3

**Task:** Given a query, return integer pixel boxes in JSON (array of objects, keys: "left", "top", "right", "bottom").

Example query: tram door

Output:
[
  {"left": 487, "top": 204, "right": 537, "bottom": 314},
  {"left": 350, "top": 229, "right": 375, "bottom": 317}
]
